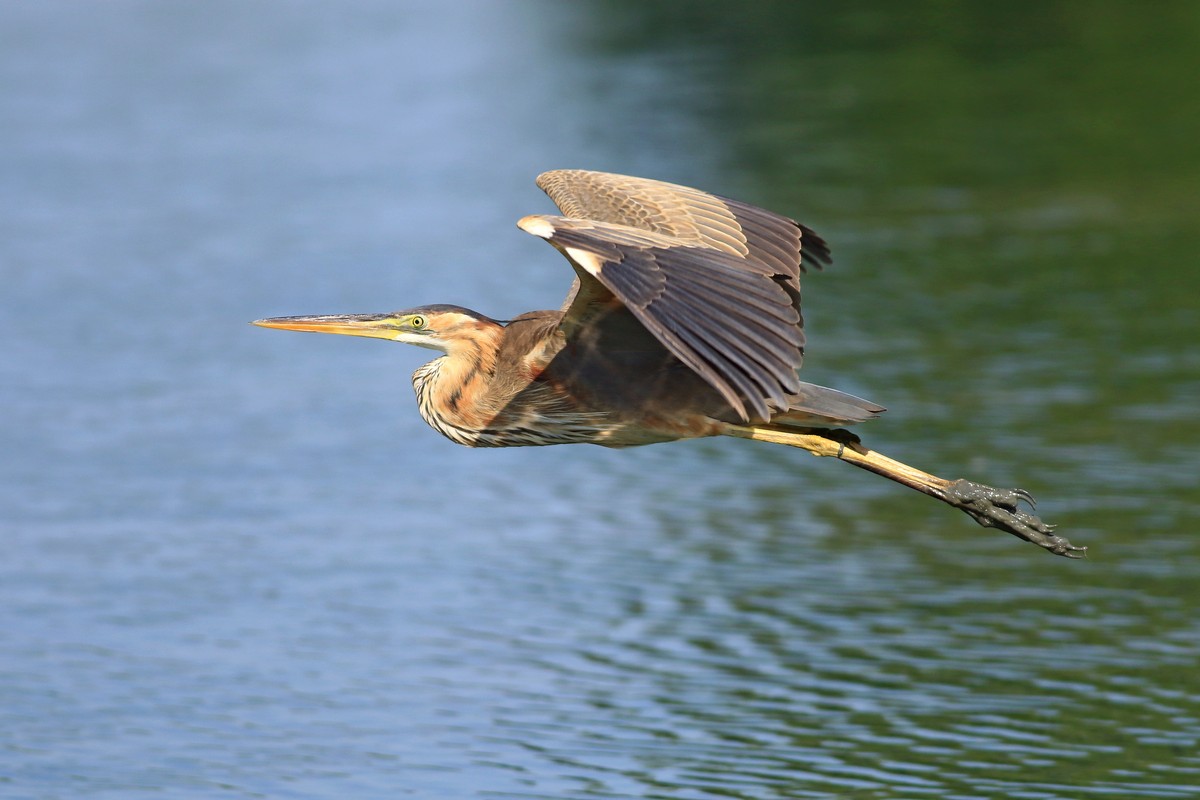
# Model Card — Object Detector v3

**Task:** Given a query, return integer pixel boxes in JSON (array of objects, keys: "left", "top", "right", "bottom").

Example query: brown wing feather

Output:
[
  {"left": 521, "top": 170, "right": 831, "bottom": 422},
  {"left": 535, "top": 169, "right": 831, "bottom": 277}
]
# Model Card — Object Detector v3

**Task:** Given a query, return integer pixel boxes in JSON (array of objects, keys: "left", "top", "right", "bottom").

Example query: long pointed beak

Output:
[{"left": 252, "top": 313, "right": 399, "bottom": 341}]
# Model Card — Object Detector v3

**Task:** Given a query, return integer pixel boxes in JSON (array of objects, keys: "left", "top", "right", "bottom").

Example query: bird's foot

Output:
[{"left": 943, "top": 480, "right": 1086, "bottom": 558}]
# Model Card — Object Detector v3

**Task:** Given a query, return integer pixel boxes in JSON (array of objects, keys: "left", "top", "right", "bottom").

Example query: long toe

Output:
[{"left": 945, "top": 480, "right": 1085, "bottom": 558}]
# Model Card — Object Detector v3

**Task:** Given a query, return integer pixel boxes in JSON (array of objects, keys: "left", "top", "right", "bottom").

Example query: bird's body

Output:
[
  {"left": 405, "top": 307, "right": 649, "bottom": 449},
  {"left": 255, "top": 169, "right": 1084, "bottom": 557},
  {"left": 401, "top": 304, "right": 882, "bottom": 449},
  {"left": 407, "top": 307, "right": 676, "bottom": 449}
]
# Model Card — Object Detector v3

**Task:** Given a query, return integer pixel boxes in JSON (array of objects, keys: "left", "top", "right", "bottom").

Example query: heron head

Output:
[{"left": 253, "top": 304, "right": 499, "bottom": 354}]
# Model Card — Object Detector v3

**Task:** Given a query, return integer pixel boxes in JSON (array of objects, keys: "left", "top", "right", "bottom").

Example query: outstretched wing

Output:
[{"left": 518, "top": 169, "right": 831, "bottom": 422}]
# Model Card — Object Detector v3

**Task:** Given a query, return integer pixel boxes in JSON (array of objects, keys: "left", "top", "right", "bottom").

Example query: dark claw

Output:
[
  {"left": 1010, "top": 487, "right": 1037, "bottom": 509},
  {"left": 943, "top": 480, "right": 1086, "bottom": 559}
]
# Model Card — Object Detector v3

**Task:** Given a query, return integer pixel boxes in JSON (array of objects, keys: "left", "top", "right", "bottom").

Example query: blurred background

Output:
[{"left": 2, "top": 1, "right": 1198, "bottom": 798}]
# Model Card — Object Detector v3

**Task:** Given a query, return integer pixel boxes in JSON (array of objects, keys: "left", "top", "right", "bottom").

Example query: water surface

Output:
[{"left": 2, "top": 2, "right": 1198, "bottom": 798}]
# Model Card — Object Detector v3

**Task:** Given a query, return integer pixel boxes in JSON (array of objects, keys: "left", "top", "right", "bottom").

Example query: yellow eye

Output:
[{"left": 409, "top": 315, "right": 426, "bottom": 330}]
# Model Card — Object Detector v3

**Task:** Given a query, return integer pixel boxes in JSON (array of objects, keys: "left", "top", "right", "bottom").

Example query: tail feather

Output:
[{"left": 774, "top": 382, "right": 886, "bottom": 428}]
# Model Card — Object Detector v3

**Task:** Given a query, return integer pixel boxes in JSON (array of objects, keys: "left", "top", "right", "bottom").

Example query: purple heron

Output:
[{"left": 255, "top": 170, "right": 1084, "bottom": 557}]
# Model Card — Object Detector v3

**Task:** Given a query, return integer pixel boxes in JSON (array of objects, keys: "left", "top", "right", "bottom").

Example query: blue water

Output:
[{"left": 3, "top": 2, "right": 1199, "bottom": 798}]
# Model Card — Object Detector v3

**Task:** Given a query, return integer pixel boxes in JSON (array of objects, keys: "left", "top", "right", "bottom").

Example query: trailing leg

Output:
[{"left": 722, "top": 424, "right": 1086, "bottom": 558}]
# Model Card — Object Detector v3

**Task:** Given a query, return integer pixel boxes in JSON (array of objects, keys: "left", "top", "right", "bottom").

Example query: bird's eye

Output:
[{"left": 409, "top": 315, "right": 426, "bottom": 330}]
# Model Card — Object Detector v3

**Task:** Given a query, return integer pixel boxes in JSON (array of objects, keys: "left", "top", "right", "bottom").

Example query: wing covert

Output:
[{"left": 535, "top": 169, "right": 831, "bottom": 278}]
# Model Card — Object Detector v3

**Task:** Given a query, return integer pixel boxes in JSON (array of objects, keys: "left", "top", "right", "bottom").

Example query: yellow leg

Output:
[{"left": 722, "top": 424, "right": 1086, "bottom": 559}]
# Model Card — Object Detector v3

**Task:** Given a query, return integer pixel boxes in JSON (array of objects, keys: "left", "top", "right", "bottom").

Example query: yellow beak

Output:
[{"left": 252, "top": 313, "right": 399, "bottom": 341}]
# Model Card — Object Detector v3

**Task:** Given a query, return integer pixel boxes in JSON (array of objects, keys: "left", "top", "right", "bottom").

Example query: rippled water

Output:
[{"left": 3, "top": 2, "right": 1199, "bottom": 798}]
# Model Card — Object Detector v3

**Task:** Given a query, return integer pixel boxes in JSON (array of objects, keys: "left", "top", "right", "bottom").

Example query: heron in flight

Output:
[{"left": 255, "top": 170, "right": 1083, "bottom": 557}]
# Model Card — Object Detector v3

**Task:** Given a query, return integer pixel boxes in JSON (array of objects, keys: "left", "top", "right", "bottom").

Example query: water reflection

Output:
[{"left": 1, "top": 1, "right": 1198, "bottom": 798}]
